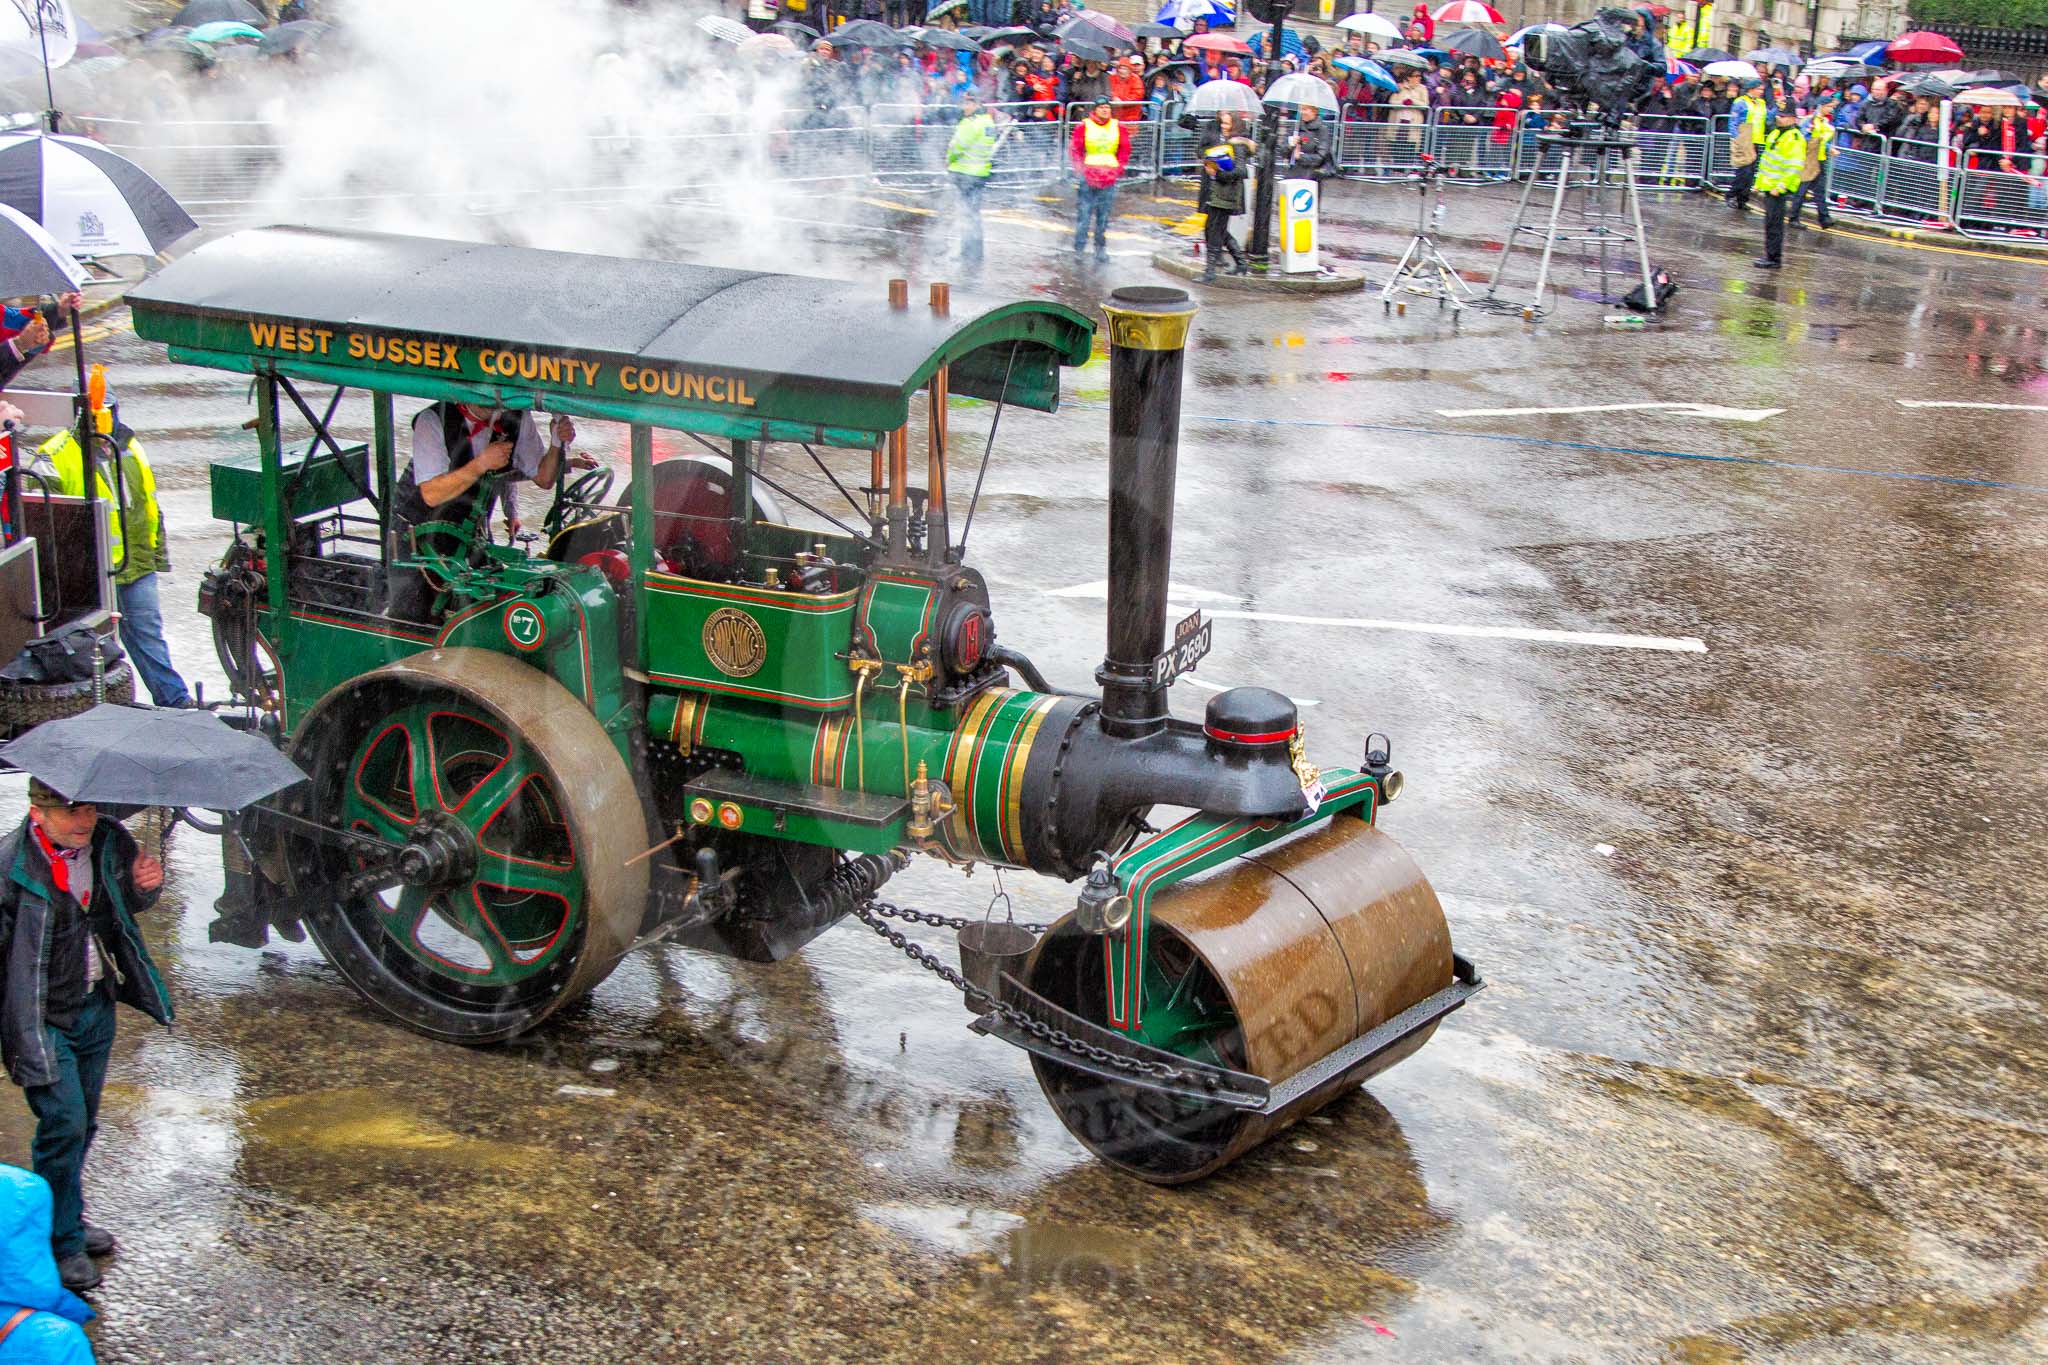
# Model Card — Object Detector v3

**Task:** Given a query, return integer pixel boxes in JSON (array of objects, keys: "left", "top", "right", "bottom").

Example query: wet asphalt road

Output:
[{"left": 3, "top": 177, "right": 2046, "bottom": 1363}]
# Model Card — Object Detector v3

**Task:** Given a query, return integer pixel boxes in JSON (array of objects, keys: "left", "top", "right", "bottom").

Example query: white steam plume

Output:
[{"left": 131, "top": 0, "right": 884, "bottom": 271}]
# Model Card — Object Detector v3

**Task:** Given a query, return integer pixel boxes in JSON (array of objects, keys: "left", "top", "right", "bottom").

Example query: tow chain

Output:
[
  {"left": 850, "top": 898, "right": 1208, "bottom": 1089},
  {"left": 864, "top": 899, "right": 1051, "bottom": 936}
]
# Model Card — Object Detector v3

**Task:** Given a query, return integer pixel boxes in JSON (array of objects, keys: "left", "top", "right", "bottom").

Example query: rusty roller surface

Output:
[{"left": 1022, "top": 818, "right": 1452, "bottom": 1183}]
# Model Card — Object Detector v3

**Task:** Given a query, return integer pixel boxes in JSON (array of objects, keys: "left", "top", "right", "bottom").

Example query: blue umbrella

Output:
[
  {"left": 1246, "top": 26, "right": 1306, "bottom": 60},
  {"left": 1413, "top": 47, "right": 1451, "bottom": 63},
  {"left": 1155, "top": 0, "right": 1234, "bottom": 29},
  {"left": 1335, "top": 54, "right": 1397, "bottom": 91},
  {"left": 1846, "top": 40, "right": 1889, "bottom": 65}
]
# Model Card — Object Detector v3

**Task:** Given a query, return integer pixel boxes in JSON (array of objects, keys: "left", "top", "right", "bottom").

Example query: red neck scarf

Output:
[{"left": 30, "top": 822, "right": 89, "bottom": 908}]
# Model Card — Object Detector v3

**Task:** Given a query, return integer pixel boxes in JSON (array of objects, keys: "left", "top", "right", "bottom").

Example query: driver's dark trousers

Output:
[{"left": 384, "top": 519, "right": 438, "bottom": 623}]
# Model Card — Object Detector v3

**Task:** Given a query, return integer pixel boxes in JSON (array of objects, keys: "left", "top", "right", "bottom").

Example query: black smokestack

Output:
[{"left": 1095, "top": 286, "right": 1198, "bottom": 740}]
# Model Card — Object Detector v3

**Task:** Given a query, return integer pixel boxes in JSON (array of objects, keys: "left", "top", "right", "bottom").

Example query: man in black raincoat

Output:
[{"left": 0, "top": 779, "right": 170, "bottom": 1292}]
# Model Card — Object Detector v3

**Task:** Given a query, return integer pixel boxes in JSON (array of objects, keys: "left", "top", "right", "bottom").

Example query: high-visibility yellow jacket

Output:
[
  {"left": 947, "top": 112, "right": 997, "bottom": 178},
  {"left": 1755, "top": 125, "right": 1807, "bottom": 195},
  {"left": 1802, "top": 118, "right": 1833, "bottom": 180},
  {"left": 35, "top": 426, "right": 168, "bottom": 586}
]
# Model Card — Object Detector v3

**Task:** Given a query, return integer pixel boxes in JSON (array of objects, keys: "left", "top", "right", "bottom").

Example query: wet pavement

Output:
[{"left": 3, "top": 176, "right": 2046, "bottom": 1362}]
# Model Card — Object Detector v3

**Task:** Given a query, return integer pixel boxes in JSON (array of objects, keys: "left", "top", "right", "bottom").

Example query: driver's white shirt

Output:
[{"left": 408, "top": 406, "right": 546, "bottom": 485}]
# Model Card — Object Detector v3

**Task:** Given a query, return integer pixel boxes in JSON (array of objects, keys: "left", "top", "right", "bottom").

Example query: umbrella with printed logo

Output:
[{"left": 0, "top": 132, "right": 196, "bottom": 258}]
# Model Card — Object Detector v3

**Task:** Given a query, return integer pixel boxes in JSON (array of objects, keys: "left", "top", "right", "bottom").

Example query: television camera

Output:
[{"left": 1519, "top": 10, "right": 1658, "bottom": 129}]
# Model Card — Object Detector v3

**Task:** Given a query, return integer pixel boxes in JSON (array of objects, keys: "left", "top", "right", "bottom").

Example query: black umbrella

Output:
[
  {"left": 1745, "top": 46, "right": 1800, "bottom": 68},
  {"left": 1683, "top": 47, "right": 1735, "bottom": 63},
  {"left": 0, "top": 202, "right": 86, "bottom": 298},
  {"left": 915, "top": 28, "right": 980, "bottom": 51},
  {"left": 979, "top": 26, "right": 1038, "bottom": 48},
  {"left": 1379, "top": 49, "right": 1431, "bottom": 70},
  {"left": 831, "top": 19, "right": 911, "bottom": 48},
  {"left": 773, "top": 21, "right": 821, "bottom": 41},
  {"left": 1134, "top": 22, "right": 1182, "bottom": 40},
  {"left": 259, "top": 20, "right": 329, "bottom": 56},
  {"left": 2, "top": 704, "right": 307, "bottom": 811},
  {"left": 170, "top": 0, "right": 267, "bottom": 26},
  {"left": 1439, "top": 26, "right": 1506, "bottom": 61},
  {"left": 1902, "top": 75, "right": 1955, "bottom": 99},
  {"left": 1058, "top": 29, "right": 1128, "bottom": 62}
]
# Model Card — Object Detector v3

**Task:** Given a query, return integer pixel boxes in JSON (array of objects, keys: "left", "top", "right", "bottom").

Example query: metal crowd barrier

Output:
[
  {"left": 1955, "top": 157, "right": 2048, "bottom": 240},
  {"left": 1873, "top": 139, "right": 1947, "bottom": 225},
  {"left": 54, "top": 105, "right": 2048, "bottom": 248}
]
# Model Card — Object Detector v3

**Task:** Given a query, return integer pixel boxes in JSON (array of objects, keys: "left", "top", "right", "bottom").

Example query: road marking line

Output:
[
  {"left": 46, "top": 319, "right": 129, "bottom": 353},
  {"left": 1180, "top": 675, "right": 1321, "bottom": 706},
  {"left": 1437, "top": 401, "right": 1783, "bottom": 423},
  {"left": 1046, "top": 579, "right": 1243, "bottom": 603},
  {"left": 1830, "top": 225, "right": 2048, "bottom": 264},
  {"left": 1196, "top": 606, "right": 1708, "bottom": 653},
  {"left": 1045, "top": 581, "right": 1705, "bottom": 653},
  {"left": 1897, "top": 400, "right": 2048, "bottom": 413}
]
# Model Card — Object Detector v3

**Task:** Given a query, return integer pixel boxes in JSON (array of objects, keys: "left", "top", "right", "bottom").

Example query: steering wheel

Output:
[{"left": 545, "top": 464, "right": 616, "bottom": 539}]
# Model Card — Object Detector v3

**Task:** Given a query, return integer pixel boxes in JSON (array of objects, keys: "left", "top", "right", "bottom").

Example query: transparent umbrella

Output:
[
  {"left": 1186, "top": 78, "right": 1263, "bottom": 115},
  {"left": 1264, "top": 72, "right": 1339, "bottom": 111}
]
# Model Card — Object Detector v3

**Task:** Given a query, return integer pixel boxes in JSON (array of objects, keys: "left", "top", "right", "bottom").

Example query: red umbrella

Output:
[
  {"left": 1185, "top": 32, "right": 1252, "bottom": 55},
  {"left": 1887, "top": 30, "right": 1963, "bottom": 64},
  {"left": 1431, "top": 1, "right": 1503, "bottom": 23}
]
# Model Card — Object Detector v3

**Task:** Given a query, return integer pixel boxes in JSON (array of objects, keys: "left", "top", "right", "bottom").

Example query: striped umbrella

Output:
[
  {"left": 1155, "top": 0, "right": 1234, "bottom": 30},
  {"left": 0, "top": 133, "right": 196, "bottom": 258},
  {"left": 1431, "top": 2, "right": 1503, "bottom": 25}
]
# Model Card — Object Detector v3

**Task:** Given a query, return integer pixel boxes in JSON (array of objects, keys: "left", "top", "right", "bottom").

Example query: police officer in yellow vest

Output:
[
  {"left": 1726, "top": 81, "right": 1767, "bottom": 212},
  {"left": 1751, "top": 106, "right": 1807, "bottom": 270},
  {"left": 946, "top": 91, "right": 999, "bottom": 263},
  {"left": 34, "top": 394, "right": 191, "bottom": 707},
  {"left": 1787, "top": 93, "right": 1837, "bottom": 231}
]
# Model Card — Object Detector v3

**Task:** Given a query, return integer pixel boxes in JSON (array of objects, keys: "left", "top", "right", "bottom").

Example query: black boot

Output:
[
  {"left": 84, "top": 1223, "right": 116, "bottom": 1257},
  {"left": 57, "top": 1251, "right": 100, "bottom": 1291},
  {"left": 1227, "top": 241, "right": 1249, "bottom": 275}
]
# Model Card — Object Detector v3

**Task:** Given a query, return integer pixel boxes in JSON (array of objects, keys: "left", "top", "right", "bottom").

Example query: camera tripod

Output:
[
  {"left": 1484, "top": 126, "right": 1660, "bottom": 319},
  {"left": 1380, "top": 158, "right": 1473, "bottom": 316}
]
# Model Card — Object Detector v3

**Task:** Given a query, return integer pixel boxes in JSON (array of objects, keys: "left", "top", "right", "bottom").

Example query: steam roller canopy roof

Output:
[{"left": 125, "top": 226, "right": 1096, "bottom": 446}]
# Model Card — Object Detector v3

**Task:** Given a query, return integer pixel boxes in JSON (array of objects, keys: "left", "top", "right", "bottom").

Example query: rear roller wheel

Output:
[{"left": 285, "top": 648, "right": 649, "bottom": 1043}]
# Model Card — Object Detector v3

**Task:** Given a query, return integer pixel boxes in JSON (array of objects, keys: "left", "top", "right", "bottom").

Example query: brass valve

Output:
[{"left": 906, "top": 759, "right": 956, "bottom": 844}]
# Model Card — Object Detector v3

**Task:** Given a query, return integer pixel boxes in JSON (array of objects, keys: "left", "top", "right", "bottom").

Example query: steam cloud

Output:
[{"left": 101, "top": 0, "right": 876, "bottom": 270}]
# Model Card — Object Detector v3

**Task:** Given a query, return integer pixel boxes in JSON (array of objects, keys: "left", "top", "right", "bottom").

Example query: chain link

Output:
[
  {"left": 850, "top": 898, "right": 1207, "bottom": 1088},
  {"left": 864, "top": 899, "right": 1052, "bottom": 936}
]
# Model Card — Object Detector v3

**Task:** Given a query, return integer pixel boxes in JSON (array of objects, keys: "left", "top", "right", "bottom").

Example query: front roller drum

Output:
[{"left": 1021, "top": 818, "right": 1453, "bottom": 1183}]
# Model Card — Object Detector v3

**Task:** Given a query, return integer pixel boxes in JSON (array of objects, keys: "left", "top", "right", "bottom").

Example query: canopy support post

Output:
[
  {"left": 372, "top": 392, "right": 395, "bottom": 560},
  {"left": 729, "top": 438, "right": 752, "bottom": 571},
  {"left": 256, "top": 374, "right": 288, "bottom": 628},
  {"left": 926, "top": 282, "right": 952, "bottom": 565},
  {"left": 630, "top": 424, "right": 654, "bottom": 666}
]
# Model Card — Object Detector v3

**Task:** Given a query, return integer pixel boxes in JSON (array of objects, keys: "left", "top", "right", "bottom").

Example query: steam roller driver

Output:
[{"left": 387, "top": 401, "right": 590, "bottom": 621}]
